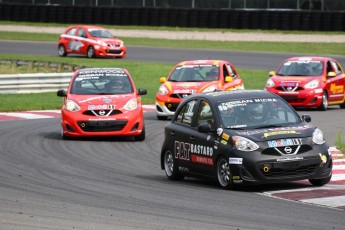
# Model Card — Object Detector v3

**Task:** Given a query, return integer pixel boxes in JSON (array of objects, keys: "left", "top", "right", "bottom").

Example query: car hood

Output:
[
  {"left": 96, "top": 37, "right": 123, "bottom": 44},
  {"left": 165, "top": 81, "right": 219, "bottom": 94},
  {"left": 68, "top": 94, "right": 135, "bottom": 109},
  {"left": 272, "top": 76, "right": 322, "bottom": 86},
  {"left": 225, "top": 124, "right": 315, "bottom": 142}
]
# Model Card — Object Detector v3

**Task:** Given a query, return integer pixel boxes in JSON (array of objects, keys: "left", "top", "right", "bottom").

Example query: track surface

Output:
[{"left": 1, "top": 40, "right": 345, "bottom": 229}]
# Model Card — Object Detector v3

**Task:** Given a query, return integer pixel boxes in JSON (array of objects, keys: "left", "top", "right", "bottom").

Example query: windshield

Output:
[
  {"left": 217, "top": 97, "right": 301, "bottom": 129},
  {"left": 71, "top": 69, "right": 133, "bottom": 95},
  {"left": 88, "top": 29, "right": 114, "bottom": 38},
  {"left": 169, "top": 65, "right": 219, "bottom": 82},
  {"left": 277, "top": 60, "right": 323, "bottom": 76}
]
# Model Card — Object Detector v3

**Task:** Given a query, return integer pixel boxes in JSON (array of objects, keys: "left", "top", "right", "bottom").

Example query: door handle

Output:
[
  {"left": 170, "top": 131, "right": 175, "bottom": 136},
  {"left": 189, "top": 136, "right": 195, "bottom": 141}
]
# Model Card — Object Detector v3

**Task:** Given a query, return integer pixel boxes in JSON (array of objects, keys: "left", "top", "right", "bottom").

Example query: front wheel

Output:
[
  {"left": 87, "top": 46, "right": 96, "bottom": 58},
  {"left": 216, "top": 156, "right": 233, "bottom": 189},
  {"left": 163, "top": 150, "right": 184, "bottom": 180},
  {"left": 318, "top": 92, "right": 328, "bottom": 111},
  {"left": 58, "top": 44, "right": 67, "bottom": 57},
  {"left": 309, "top": 174, "right": 332, "bottom": 186},
  {"left": 134, "top": 126, "right": 145, "bottom": 141}
]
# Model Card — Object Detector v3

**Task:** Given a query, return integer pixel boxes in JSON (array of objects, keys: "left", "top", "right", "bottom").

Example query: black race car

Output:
[{"left": 160, "top": 90, "right": 332, "bottom": 189}]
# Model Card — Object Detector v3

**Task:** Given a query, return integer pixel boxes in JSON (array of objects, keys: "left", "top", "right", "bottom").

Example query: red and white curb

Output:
[
  {"left": 263, "top": 148, "right": 345, "bottom": 210},
  {"left": 0, "top": 105, "right": 156, "bottom": 121}
]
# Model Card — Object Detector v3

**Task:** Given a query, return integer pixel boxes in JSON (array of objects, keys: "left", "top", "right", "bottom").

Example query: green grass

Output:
[{"left": 0, "top": 54, "right": 267, "bottom": 111}]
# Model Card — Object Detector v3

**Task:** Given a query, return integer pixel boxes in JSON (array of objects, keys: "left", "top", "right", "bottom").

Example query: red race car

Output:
[
  {"left": 155, "top": 60, "right": 245, "bottom": 120},
  {"left": 265, "top": 56, "right": 345, "bottom": 110},
  {"left": 57, "top": 68, "right": 147, "bottom": 141},
  {"left": 58, "top": 25, "right": 126, "bottom": 58}
]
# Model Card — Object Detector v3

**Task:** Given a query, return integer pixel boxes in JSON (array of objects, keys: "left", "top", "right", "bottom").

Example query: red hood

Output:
[
  {"left": 164, "top": 81, "right": 219, "bottom": 94},
  {"left": 68, "top": 94, "right": 134, "bottom": 109}
]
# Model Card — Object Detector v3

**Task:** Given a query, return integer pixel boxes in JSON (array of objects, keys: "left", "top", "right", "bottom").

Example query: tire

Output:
[
  {"left": 87, "top": 46, "right": 96, "bottom": 58},
  {"left": 340, "top": 100, "right": 345, "bottom": 109},
  {"left": 163, "top": 150, "right": 184, "bottom": 180},
  {"left": 157, "top": 115, "right": 168, "bottom": 120},
  {"left": 58, "top": 44, "right": 67, "bottom": 57},
  {"left": 134, "top": 126, "right": 145, "bottom": 141},
  {"left": 216, "top": 156, "right": 233, "bottom": 189},
  {"left": 318, "top": 92, "right": 328, "bottom": 111},
  {"left": 309, "top": 174, "right": 332, "bottom": 186}
]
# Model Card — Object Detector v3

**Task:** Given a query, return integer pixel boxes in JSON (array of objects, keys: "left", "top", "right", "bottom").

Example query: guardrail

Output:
[{"left": 0, "top": 72, "right": 73, "bottom": 94}]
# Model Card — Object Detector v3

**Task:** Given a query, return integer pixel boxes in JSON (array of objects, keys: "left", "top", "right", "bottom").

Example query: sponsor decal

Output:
[
  {"left": 220, "top": 140, "right": 228, "bottom": 145},
  {"left": 276, "top": 157, "right": 303, "bottom": 162},
  {"left": 263, "top": 130, "right": 299, "bottom": 138},
  {"left": 232, "top": 176, "right": 241, "bottom": 179},
  {"left": 330, "top": 83, "right": 344, "bottom": 94},
  {"left": 68, "top": 40, "right": 84, "bottom": 51},
  {"left": 236, "top": 125, "right": 311, "bottom": 136},
  {"left": 174, "top": 141, "right": 214, "bottom": 161},
  {"left": 222, "top": 133, "right": 230, "bottom": 141},
  {"left": 88, "top": 104, "right": 116, "bottom": 110},
  {"left": 319, "top": 153, "right": 327, "bottom": 164},
  {"left": 217, "top": 128, "right": 223, "bottom": 136},
  {"left": 229, "top": 157, "right": 243, "bottom": 165},
  {"left": 191, "top": 155, "right": 213, "bottom": 166},
  {"left": 267, "top": 138, "right": 302, "bottom": 148},
  {"left": 233, "top": 180, "right": 243, "bottom": 184},
  {"left": 178, "top": 166, "right": 190, "bottom": 172}
]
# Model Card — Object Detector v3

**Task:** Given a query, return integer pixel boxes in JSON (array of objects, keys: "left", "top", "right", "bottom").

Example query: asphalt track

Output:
[{"left": 0, "top": 41, "right": 345, "bottom": 229}]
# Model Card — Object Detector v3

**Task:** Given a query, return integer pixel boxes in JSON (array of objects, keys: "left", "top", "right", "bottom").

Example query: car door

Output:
[
  {"left": 325, "top": 60, "right": 345, "bottom": 102},
  {"left": 76, "top": 27, "right": 88, "bottom": 54},
  {"left": 169, "top": 99, "right": 198, "bottom": 172},
  {"left": 187, "top": 99, "right": 218, "bottom": 176}
]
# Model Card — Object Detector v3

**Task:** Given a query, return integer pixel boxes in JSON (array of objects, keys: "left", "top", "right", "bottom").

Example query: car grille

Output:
[
  {"left": 77, "top": 120, "right": 127, "bottom": 132},
  {"left": 262, "top": 144, "right": 312, "bottom": 156},
  {"left": 279, "top": 95, "right": 305, "bottom": 103},
  {"left": 82, "top": 110, "right": 122, "bottom": 116},
  {"left": 106, "top": 50, "right": 123, "bottom": 54},
  {"left": 258, "top": 157, "right": 320, "bottom": 178},
  {"left": 171, "top": 93, "right": 191, "bottom": 99},
  {"left": 165, "top": 102, "right": 180, "bottom": 112},
  {"left": 276, "top": 86, "right": 303, "bottom": 91}
]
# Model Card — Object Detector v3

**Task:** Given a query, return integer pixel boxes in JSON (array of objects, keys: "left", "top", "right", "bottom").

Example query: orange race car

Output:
[
  {"left": 57, "top": 68, "right": 147, "bottom": 141},
  {"left": 155, "top": 60, "right": 245, "bottom": 120},
  {"left": 265, "top": 56, "right": 345, "bottom": 110},
  {"left": 58, "top": 25, "right": 126, "bottom": 58}
]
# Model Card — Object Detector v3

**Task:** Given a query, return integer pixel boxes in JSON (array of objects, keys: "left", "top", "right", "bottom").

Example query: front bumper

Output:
[
  {"left": 95, "top": 45, "right": 127, "bottom": 58},
  {"left": 267, "top": 88, "right": 323, "bottom": 107},
  {"left": 60, "top": 108, "right": 143, "bottom": 137}
]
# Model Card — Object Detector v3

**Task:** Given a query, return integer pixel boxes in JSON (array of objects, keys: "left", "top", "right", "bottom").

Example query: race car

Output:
[
  {"left": 57, "top": 68, "right": 147, "bottom": 141},
  {"left": 160, "top": 90, "right": 332, "bottom": 189},
  {"left": 265, "top": 56, "right": 345, "bottom": 110},
  {"left": 155, "top": 60, "right": 245, "bottom": 120},
  {"left": 58, "top": 25, "right": 126, "bottom": 58}
]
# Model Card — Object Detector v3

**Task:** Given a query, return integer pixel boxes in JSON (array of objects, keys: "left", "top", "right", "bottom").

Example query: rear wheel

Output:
[
  {"left": 309, "top": 174, "right": 332, "bottom": 186},
  {"left": 87, "top": 46, "right": 95, "bottom": 58},
  {"left": 318, "top": 92, "right": 328, "bottom": 111},
  {"left": 58, "top": 44, "right": 67, "bottom": 57},
  {"left": 163, "top": 150, "right": 184, "bottom": 180},
  {"left": 216, "top": 156, "right": 233, "bottom": 189}
]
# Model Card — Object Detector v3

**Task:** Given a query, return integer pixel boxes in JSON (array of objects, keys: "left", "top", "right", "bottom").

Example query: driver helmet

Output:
[
  {"left": 107, "top": 78, "right": 123, "bottom": 90},
  {"left": 248, "top": 103, "right": 264, "bottom": 120},
  {"left": 206, "top": 67, "right": 219, "bottom": 79}
]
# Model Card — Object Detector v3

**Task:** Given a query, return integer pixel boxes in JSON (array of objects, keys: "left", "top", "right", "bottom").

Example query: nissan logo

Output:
[
  {"left": 284, "top": 146, "right": 293, "bottom": 154},
  {"left": 99, "top": 110, "right": 106, "bottom": 116}
]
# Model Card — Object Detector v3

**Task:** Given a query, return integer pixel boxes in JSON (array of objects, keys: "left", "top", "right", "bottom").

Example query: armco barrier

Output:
[
  {"left": 0, "top": 72, "right": 73, "bottom": 94},
  {"left": 0, "top": 3, "right": 344, "bottom": 31}
]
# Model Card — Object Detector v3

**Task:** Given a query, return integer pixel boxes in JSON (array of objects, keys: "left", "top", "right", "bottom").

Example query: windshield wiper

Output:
[{"left": 253, "top": 124, "right": 283, "bottom": 129}]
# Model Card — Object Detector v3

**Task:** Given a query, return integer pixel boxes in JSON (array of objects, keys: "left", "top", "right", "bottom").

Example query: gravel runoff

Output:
[{"left": 1, "top": 24, "right": 345, "bottom": 43}]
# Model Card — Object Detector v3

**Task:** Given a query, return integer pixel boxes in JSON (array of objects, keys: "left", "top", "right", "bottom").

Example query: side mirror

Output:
[
  {"left": 301, "top": 114, "right": 311, "bottom": 123},
  {"left": 327, "top": 71, "right": 336, "bottom": 78},
  {"left": 57, "top": 89, "right": 67, "bottom": 97},
  {"left": 225, "top": 76, "right": 233, "bottom": 83},
  {"left": 269, "top": 71, "right": 275, "bottom": 77},
  {"left": 138, "top": 88, "right": 147, "bottom": 95},
  {"left": 198, "top": 123, "right": 213, "bottom": 133},
  {"left": 159, "top": 77, "right": 167, "bottom": 83}
]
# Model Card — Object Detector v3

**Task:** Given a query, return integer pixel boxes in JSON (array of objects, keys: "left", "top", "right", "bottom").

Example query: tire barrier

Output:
[{"left": 0, "top": 3, "right": 344, "bottom": 31}]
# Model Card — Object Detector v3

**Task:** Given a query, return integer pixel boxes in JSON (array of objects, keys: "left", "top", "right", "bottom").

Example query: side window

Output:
[
  {"left": 66, "top": 28, "right": 77, "bottom": 36},
  {"left": 77, "top": 28, "right": 87, "bottom": 38},
  {"left": 330, "top": 61, "right": 342, "bottom": 75},
  {"left": 226, "top": 64, "right": 237, "bottom": 78},
  {"left": 175, "top": 100, "right": 197, "bottom": 127},
  {"left": 195, "top": 100, "right": 214, "bottom": 128},
  {"left": 326, "top": 61, "right": 333, "bottom": 73}
]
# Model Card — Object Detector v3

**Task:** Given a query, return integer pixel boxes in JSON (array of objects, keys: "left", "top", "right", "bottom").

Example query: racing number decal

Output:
[{"left": 174, "top": 141, "right": 191, "bottom": 161}]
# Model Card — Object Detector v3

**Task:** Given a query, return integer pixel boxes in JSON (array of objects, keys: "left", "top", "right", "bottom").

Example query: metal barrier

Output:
[{"left": 0, "top": 72, "right": 73, "bottom": 94}]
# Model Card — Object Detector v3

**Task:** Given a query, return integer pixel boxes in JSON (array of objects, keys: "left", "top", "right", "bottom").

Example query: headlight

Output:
[
  {"left": 64, "top": 100, "right": 80, "bottom": 112},
  {"left": 265, "top": 78, "right": 275, "bottom": 88},
  {"left": 97, "top": 40, "right": 107, "bottom": 46},
  {"left": 232, "top": 136, "right": 259, "bottom": 151},
  {"left": 124, "top": 98, "right": 138, "bottom": 111},
  {"left": 305, "top": 79, "right": 320, "bottom": 89},
  {"left": 312, "top": 128, "right": 325, "bottom": 145},
  {"left": 158, "top": 85, "right": 169, "bottom": 95},
  {"left": 202, "top": 85, "right": 217, "bottom": 93}
]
